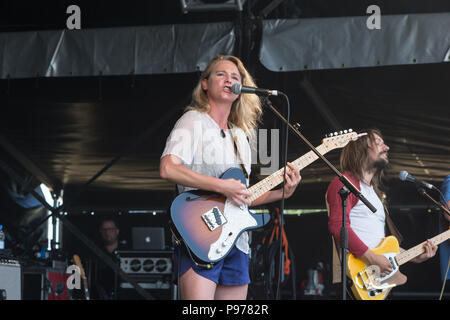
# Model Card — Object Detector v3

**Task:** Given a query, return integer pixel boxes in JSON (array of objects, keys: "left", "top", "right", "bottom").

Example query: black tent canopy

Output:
[
  {"left": 0, "top": 0, "right": 449, "bottom": 301},
  {"left": 1, "top": 7, "right": 448, "bottom": 212}
]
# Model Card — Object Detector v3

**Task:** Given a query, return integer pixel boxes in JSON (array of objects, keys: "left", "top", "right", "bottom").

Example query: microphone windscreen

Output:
[
  {"left": 231, "top": 83, "right": 242, "bottom": 95},
  {"left": 399, "top": 170, "right": 409, "bottom": 181}
]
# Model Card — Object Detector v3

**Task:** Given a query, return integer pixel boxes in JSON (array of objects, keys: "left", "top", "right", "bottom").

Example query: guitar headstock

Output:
[
  {"left": 321, "top": 129, "right": 365, "bottom": 151},
  {"left": 73, "top": 254, "right": 87, "bottom": 279}
]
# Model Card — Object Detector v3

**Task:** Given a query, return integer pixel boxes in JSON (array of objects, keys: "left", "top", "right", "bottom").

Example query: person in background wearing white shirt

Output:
[{"left": 326, "top": 128, "right": 437, "bottom": 297}]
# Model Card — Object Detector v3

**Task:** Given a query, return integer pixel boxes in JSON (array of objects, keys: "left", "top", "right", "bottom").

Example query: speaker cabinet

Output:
[
  {"left": 22, "top": 266, "right": 70, "bottom": 300},
  {"left": 118, "top": 250, "right": 172, "bottom": 274},
  {"left": 0, "top": 259, "right": 21, "bottom": 300},
  {"left": 117, "top": 250, "right": 175, "bottom": 300}
]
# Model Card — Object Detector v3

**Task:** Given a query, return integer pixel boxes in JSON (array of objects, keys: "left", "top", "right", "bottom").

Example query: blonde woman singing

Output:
[{"left": 160, "top": 55, "right": 301, "bottom": 300}]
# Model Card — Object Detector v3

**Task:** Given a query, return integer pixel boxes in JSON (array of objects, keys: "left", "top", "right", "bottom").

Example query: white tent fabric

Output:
[
  {"left": 0, "top": 22, "right": 235, "bottom": 79},
  {"left": 260, "top": 13, "right": 450, "bottom": 71}
]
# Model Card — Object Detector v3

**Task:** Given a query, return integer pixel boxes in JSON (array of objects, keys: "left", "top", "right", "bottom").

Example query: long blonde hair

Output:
[{"left": 186, "top": 55, "right": 262, "bottom": 133}]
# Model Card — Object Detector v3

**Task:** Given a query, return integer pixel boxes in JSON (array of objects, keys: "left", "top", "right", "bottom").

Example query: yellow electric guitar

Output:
[{"left": 347, "top": 228, "right": 450, "bottom": 300}]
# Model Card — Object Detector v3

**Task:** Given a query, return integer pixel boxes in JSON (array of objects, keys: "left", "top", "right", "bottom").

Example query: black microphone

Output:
[
  {"left": 399, "top": 170, "right": 436, "bottom": 190},
  {"left": 231, "top": 83, "right": 280, "bottom": 96}
]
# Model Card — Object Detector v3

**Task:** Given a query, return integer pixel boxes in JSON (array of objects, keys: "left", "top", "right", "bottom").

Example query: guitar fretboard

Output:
[
  {"left": 396, "top": 228, "right": 450, "bottom": 266},
  {"left": 248, "top": 144, "right": 327, "bottom": 202}
]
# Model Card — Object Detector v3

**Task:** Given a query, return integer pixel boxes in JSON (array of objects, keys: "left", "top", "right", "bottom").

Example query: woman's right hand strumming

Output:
[{"left": 219, "top": 178, "right": 251, "bottom": 207}]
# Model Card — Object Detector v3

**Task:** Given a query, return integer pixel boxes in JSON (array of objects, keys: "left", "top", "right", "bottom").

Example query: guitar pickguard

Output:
[{"left": 207, "top": 199, "right": 257, "bottom": 261}]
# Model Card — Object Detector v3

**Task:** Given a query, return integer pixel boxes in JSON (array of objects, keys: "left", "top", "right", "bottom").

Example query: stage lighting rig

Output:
[{"left": 180, "top": 0, "right": 246, "bottom": 13}]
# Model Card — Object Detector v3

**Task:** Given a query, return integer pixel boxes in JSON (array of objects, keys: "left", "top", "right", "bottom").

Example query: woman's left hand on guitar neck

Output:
[
  {"left": 281, "top": 162, "right": 302, "bottom": 199},
  {"left": 251, "top": 162, "right": 301, "bottom": 207}
]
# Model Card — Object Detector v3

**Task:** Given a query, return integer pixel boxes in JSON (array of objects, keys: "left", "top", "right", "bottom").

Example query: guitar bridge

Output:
[
  {"left": 202, "top": 207, "right": 227, "bottom": 231},
  {"left": 357, "top": 265, "right": 397, "bottom": 291}
]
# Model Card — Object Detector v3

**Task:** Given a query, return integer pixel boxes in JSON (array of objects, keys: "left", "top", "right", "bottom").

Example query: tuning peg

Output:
[
  {"left": 344, "top": 130, "right": 348, "bottom": 133},
  {"left": 349, "top": 128, "right": 353, "bottom": 132}
]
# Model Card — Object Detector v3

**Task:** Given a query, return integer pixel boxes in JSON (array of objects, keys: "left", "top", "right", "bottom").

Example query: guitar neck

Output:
[
  {"left": 83, "top": 279, "right": 90, "bottom": 300},
  {"left": 396, "top": 228, "right": 450, "bottom": 266},
  {"left": 73, "top": 254, "right": 90, "bottom": 299},
  {"left": 248, "top": 144, "right": 327, "bottom": 202}
]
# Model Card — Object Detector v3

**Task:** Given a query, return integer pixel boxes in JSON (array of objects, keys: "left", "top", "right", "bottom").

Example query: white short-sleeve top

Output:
[{"left": 162, "top": 110, "right": 252, "bottom": 254}]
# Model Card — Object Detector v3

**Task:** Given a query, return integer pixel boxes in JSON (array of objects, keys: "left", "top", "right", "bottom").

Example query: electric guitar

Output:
[
  {"left": 170, "top": 130, "right": 361, "bottom": 264},
  {"left": 73, "top": 254, "right": 90, "bottom": 300},
  {"left": 347, "top": 228, "right": 450, "bottom": 300}
]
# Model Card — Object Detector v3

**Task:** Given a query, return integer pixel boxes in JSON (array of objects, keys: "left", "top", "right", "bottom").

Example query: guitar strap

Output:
[
  {"left": 228, "top": 124, "right": 249, "bottom": 180},
  {"left": 384, "top": 203, "right": 404, "bottom": 245},
  {"left": 380, "top": 192, "right": 403, "bottom": 245}
]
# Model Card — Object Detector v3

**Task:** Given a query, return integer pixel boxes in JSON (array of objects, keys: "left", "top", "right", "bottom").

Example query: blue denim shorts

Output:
[{"left": 173, "top": 244, "right": 250, "bottom": 286}]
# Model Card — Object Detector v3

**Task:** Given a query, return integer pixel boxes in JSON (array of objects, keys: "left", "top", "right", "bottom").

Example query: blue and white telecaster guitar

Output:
[{"left": 170, "top": 131, "right": 361, "bottom": 264}]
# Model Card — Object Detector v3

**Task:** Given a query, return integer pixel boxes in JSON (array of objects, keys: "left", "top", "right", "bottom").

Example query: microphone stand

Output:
[
  {"left": 416, "top": 187, "right": 450, "bottom": 217},
  {"left": 261, "top": 94, "right": 377, "bottom": 300},
  {"left": 416, "top": 187, "right": 450, "bottom": 300},
  {"left": 262, "top": 94, "right": 290, "bottom": 300}
]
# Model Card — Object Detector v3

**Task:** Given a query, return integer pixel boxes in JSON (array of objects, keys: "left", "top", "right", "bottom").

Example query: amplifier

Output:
[
  {"left": 118, "top": 250, "right": 173, "bottom": 275},
  {"left": 22, "top": 266, "right": 70, "bottom": 300},
  {"left": 117, "top": 275, "right": 175, "bottom": 300},
  {"left": 0, "top": 259, "right": 21, "bottom": 300}
]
